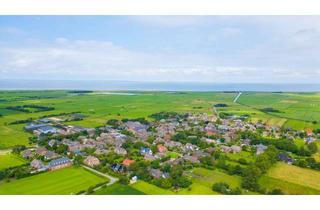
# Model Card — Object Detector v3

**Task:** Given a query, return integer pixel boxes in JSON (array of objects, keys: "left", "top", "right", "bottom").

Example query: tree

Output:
[
  {"left": 241, "top": 166, "right": 261, "bottom": 191},
  {"left": 12, "top": 145, "right": 27, "bottom": 154},
  {"left": 307, "top": 142, "right": 318, "bottom": 154},
  {"left": 212, "top": 182, "right": 242, "bottom": 195},
  {"left": 268, "top": 189, "right": 284, "bottom": 195},
  {"left": 173, "top": 176, "right": 192, "bottom": 188}
]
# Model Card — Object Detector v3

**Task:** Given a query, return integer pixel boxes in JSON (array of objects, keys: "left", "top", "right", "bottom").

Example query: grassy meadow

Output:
[
  {"left": 258, "top": 162, "right": 320, "bottom": 194},
  {"left": 131, "top": 168, "right": 255, "bottom": 195},
  {"left": 92, "top": 183, "right": 145, "bottom": 195},
  {"left": 0, "top": 90, "right": 319, "bottom": 149},
  {"left": 0, "top": 153, "right": 27, "bottom": 170},
  {"left": 0, "top": 167, "right": 107, "bottom": 195}
]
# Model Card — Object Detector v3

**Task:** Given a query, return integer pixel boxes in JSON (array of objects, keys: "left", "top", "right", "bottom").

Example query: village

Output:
[{"left": 9, "top": 105, "right": 318, "bottom": 194}]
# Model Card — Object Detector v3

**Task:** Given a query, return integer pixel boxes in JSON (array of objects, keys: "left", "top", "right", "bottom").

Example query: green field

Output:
[
  {"left": 131, "top": 168, "right": 252, "bottom": 195},
  {"left": 0, "top": 167, "right": 107, "bottom": 195},
  {"left": 0, "top": 153, "right": 27, "bottom": 170},
  {"left": 92, "top": 183, "right": 145, "bottom": 195},
  {"left": 236, "top": 92, "right": 320, "bottom": 129},
  {"left": 259, "top": 175, "right": 320, "bottom": 195},
  {"left": 260, "top": 162, "right": 320, "bottom": 194},
  {"left": 1, "top": 90, "right": 320, "bottom": 149}
]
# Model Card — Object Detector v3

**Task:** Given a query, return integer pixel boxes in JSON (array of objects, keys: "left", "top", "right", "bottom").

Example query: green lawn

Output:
[
  {"left": 225, "top": 151, "right": 255, "bottom": 162},
  {"left": 93, "top": 183, "right": 145, "bottom": 195},
  {"left": 265, "top": 162, "right": 320, "bottom": 192},
  {"left": 132, "top": 181, "right": 174, "bottom": 195},
  {"left": 0, "top": 153, "right": 27, "bottom": 170},
  {"left": 0, "top": 167, "right": 107, "bottom": 195}
]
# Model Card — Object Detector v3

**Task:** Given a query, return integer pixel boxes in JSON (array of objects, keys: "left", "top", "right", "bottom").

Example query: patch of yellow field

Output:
[
  {"left": 281, "top": 100, "right": 298, "bottom": 103},
  {"left": 267, "top": 162, "right": 320, "bottom": 191}
]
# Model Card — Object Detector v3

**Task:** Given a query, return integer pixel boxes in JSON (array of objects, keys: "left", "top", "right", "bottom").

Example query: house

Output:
[
  {"left": 182, "top": 155, "right": 200, "bottom": 164},
  {"left": 22, "top": 149, "right": 34, "bottom": 159},
  {"left": 44, "top": 151, "right": 59, "bottom": 160},
  {"left": 74, "top": 150, "right": 86, "bottom": 156},
  {"left": 84, "top": 156, "right": 101, "bottom": 167},
  {"left": 157, "top": 145, "right": 168, "bottom": 153},
  {"left": 94, "top": 148, "right": 109, "bottom": 155},
  {"left": 278, "top": 153, "right": 294, "bottom": 164},
  {"left": 220, "top": 145, "right": 232, "bottom": 153},
  {"left": 122, "top": 159, "right": 135, "bottom": 167},
  {"left": 256, "top": 144, "right": 268, "bottom": 155},
  {"left": 125, "top": 121, "right": 149, "bottom": 140},
  {"left": 114, "top": 147, "right": 127, "bottom": 155},
  {"left": 140, "top": 147, "right": 153, "bottom": 155},
  {"left": 231, "top": 145, "right": 242, "bottom": 153},
  {"left": 164, "top": 141, "right": 182, "bottom": 148},
  {"left": 130, "top": 176, "right": 138, "bottom": 184},
  {"left": 183, "top": 143, "right": 199, "bottom": 153},
  {"left": 144, "top": 153, "right": 156, "bottom": 161},
  {"left": 24, "top": 123, "right": 47, "bottom": 131},
  {"left": 193, "top": 150, "right": 209, "bottom": 158},
  {"left": 36, "top": 126, "right": 57, "bottom": 135},
  {"left": 35, "top": 147, "right": 48, "bottom": 156},
  {"left": 111, "top": 163, "right": 125, "bottom": 173},
  {"left": 30, "top": 159, "right": 45, "bottom": 170},
  {"left": 306, "top": 128, "right": 313, "bottom": 137},
  {"left": 48, "top": 157, "right": 72, "bottom": 171},
  {"left": 206, "top": 147, "right": 216, "bottom": 154},
  {"left": 150, "top": 169, "right": 170, "bottom": 179}
]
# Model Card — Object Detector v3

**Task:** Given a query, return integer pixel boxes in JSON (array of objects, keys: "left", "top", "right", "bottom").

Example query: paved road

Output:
[
  {"left": 81, "top": 165, "right": 119, "bottom": 194},
  {"left": 213, "top": 106, "right": 220, "bottom": 119},
  {"left": 233, "top": 92, "right": 242, "bottom": 103}
]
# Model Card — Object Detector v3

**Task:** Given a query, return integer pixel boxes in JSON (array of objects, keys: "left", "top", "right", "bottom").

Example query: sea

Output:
[{"left": 0, "top": 79, "right": 320, "bottom": 92}]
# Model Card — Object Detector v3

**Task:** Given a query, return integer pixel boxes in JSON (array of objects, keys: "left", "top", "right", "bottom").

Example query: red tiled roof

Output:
[{"left": 122, "top": 159, "right": 135, "bottom": 167}]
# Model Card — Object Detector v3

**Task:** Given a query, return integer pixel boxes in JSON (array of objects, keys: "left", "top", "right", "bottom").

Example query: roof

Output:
[
  {"left": 48, "top": 157, "right": 71, "bottom": 167},
  {"left": 157, "top": 145, "right": 168, "bottom": 153},
  {"left": 122, "top": 159, "right": 135, "bottom": 167}
]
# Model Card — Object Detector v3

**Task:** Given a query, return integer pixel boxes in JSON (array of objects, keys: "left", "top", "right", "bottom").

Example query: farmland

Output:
[
  {"left": 0, "top": 167, "right": 107, "bottom": 195},
  {"left": 266, "top": 162, "right": 320, "bottom": 190},
  {"left": 0, "top": 90, "right": 320, "bottom": 195},
  {"left": 0, "top": 153, "right": 27, "bottom": 170},
  {"left": 131, "top": 168, "right": 254, "bottom": 195},
  {"left": 1, "top": 90, "right": 320, "bottom": 149}
]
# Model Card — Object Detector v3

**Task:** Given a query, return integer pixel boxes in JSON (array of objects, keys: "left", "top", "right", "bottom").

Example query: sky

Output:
[{"left": 0, "top": 16, "right": 320, "bottom": 83}]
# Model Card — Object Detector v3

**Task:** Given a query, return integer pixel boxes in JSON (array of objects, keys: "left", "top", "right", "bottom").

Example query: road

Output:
[
  {"left": 213, "top": 106, "right": 220, "bottom": 119},
  {"left": 233, "top": 92, "right": 242, "bottom": 103},
  {"left": 81, "top": 165, "right": 119, "bottom": 194}
]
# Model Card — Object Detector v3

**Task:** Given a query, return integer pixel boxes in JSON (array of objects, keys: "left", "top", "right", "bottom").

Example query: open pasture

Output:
[
  {"left": 0, "top": 167, "right": 107, "bottom": 195},
  {"left": 1, "top": 90, "right": 320, "bottom": 149},
  {"left": 265, "top": 162, "right": 320, "bottom": 192},
  {"left": 236, "top": 92, "right": 320, "bottom": 129},
  {"left": 0, "top": 91, "right": 236, "bottom": 148},
  {"left": 92, "top": 183, "right": 145, "bottom": 195},
  {"left": 132, "top": 168, "right": 250, "bottom": 195},
  {"left": 0, "top": 153, "right": 27, "bottom": 170}
]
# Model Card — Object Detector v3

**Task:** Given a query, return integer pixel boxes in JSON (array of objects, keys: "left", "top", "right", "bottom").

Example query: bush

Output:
[
  {"left": 212, "top": 182, "right": 242, "bottom": 195},
  {"left": 268, "top": 189, "right": 284, "bottom": 195}
]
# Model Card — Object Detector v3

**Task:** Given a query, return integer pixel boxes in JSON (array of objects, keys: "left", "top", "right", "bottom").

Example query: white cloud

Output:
[{"left": 0, "top": 37, "right": 319, "bottom": 83}]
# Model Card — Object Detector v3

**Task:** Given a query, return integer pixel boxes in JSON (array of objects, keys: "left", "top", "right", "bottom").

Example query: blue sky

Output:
[{"left": 0, "top": 16, "right": 319, "bottom": 83}]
